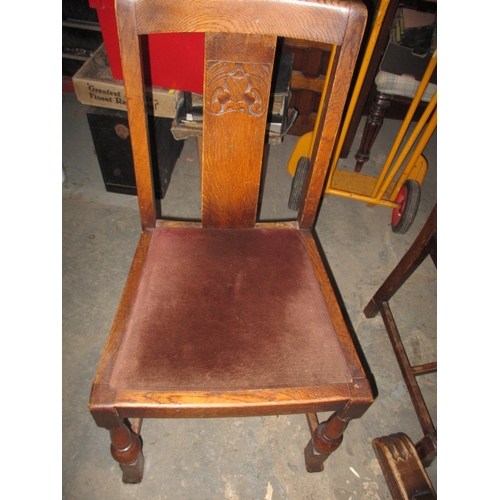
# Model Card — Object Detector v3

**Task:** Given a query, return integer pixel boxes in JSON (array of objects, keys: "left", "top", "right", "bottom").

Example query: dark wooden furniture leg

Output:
[
  {"left": 109, "top": 419, "right": 144, "bottom": 484},
  {"left": 378, "top": 302, "right": 437, "bottom": 467},
  {"left": 304, "top": 380, "right": 372, "bottom": 473},
  {"left": 304, "top": 412, "right": 349, "bottom": 472},
  {"left": 364, "top": 205, "right": 437, "bottom": 466},
  {"left": 364, "top": 204, "right": 437, "bottom": 318},
  {"left": 354, "top": 91, "right": 392, "bottom": 172},
  {"left": 372, "top": 433, "right": 436, "bottom": 500},
  {"left": 91, "top": 398, "right": 145, "bottom": 484}
]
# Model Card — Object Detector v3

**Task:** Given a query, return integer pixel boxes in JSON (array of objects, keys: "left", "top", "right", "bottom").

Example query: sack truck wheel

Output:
[
  {"left": 288, "top": 156, "right": 310, "bottom": 211},
  {"left": 391, "top": 179, "right": 421, "bottom": 234}
]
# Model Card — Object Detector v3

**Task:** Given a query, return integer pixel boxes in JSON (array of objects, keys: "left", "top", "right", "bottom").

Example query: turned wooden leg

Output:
[
  {"left": 354, "top": 92, "right": 392, "bottom": 172},
  {"left": 109, "top": 418, "right": 144, "bottom": 484},
  {"left": 304, "top": 412, "right": 349, "bottom": 472}
]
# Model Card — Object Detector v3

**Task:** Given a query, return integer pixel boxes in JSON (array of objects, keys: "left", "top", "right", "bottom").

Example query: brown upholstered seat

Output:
[
  {"left": 89, "top": 0, "right": 372, "bottom": 484},
  {"left": 110, "top": 227, "right": 351, "bottom": 394}
]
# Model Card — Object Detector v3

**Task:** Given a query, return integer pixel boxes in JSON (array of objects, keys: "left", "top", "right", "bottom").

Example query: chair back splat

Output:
[
  {"left": 89, "top": 0, "right": 372, "bottom": 484},
  {"left": 118, "top": 0, "right": 367, "bottom": 229}
]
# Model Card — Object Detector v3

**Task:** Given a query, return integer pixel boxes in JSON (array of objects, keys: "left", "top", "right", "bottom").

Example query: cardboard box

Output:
[
  {"left": 86, "top": 106, "right": 184, "bottom": 198},
  {"left": 73, "top": 44, "right": 182, "bottom": 118},
  {"left": 380, "top": 7, "right": 437, "bottom": 84},
  {"left": 381, "top": 43, "right": 436, "bottom": 83}
]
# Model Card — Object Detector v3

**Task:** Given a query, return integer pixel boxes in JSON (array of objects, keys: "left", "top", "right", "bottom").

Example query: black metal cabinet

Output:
[{"left": 86, "top": 107, "right": 184, "bottom": 198}]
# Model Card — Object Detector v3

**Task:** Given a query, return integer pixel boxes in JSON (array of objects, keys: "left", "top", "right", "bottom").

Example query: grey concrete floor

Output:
[{"left": 62, "top": 91, "right": 437, "bottom": 499}]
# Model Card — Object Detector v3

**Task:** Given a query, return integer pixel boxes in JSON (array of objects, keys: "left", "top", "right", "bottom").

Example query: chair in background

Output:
[
  {"left": 372, "top": 432, "right": 436, "bottom": 499},
  {"left": 354, "top": 70, "right": 437, "bottom": 172},
  {"left": 364, "top": 204, "right": 437, "bottom": 498},
  {"left": 353, "top": 2, "right": 437, "bottom": 174},
  {"left": 89, "top": 0, "right": 372, "bottom": 483}
]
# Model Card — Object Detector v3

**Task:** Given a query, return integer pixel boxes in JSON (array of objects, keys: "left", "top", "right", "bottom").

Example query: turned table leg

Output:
[
  {"left": 109, "top": 418, "right": 144, "bottom": 484},
  {"left": 354, "top": 92, "right": 392, "bottom": 172},
  {"left": 304, "top": 412, "right": 349, "bottom": 472}
]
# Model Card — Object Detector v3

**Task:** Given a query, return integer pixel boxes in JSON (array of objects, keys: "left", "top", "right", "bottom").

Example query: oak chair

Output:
[
  {"left": 89, "top": 0, "right": 372, "bottom": 484},
  {"left": 364, "top": 205, "right": 437, "bottom": 497},
  {"left": 364, "top": 204, "right": 437, "bottom": 467}
]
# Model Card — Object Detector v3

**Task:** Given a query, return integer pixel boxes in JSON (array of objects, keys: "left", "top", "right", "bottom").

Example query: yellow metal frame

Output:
[
  {"left": 325, "top": 52, "right": 436, "bottom": 208},
  {"left": 288, "top": 0, "right": 392, "bottom": 176},
  {"left": 287, "top": 0, "right": 437, "bottom": 212}
]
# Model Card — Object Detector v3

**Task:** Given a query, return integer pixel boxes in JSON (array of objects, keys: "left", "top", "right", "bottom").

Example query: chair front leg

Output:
[
  {"left": 304, "top": 412, "right": 349, "bottom": 472},
  {"left": 109, "top": 418, "right": 144, "bottom": 484}
]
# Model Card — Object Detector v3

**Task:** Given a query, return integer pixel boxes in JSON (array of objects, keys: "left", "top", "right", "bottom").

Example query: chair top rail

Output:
[{"left": 132, "top": 0, "right": 358, "bottom": 46}]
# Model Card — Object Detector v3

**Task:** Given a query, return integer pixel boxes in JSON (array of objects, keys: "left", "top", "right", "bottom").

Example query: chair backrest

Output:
[{"left": 116, "top": 0, "right": 367, "bottom": 229}]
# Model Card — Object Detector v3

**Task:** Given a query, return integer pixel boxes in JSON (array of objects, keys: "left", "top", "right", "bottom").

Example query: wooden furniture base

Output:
[
  {"left": 372, "top": 433, "right": 436, "bottom": 499},
  {"left": 365, "top": 205, "right": 437, "bottom": 468}
]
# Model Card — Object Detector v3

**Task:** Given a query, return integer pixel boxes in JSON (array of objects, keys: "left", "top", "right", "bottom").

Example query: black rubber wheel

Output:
[
  {"left": 288, "top": 156, "right": 310, "bottom": 211},
  {"left": 391, "top": 180, "right": 421, "bottom": 234}
]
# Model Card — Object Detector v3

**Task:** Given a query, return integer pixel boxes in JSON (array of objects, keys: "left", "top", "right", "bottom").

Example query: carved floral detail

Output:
[{"left": 206, "top": 62, "right": 271, "bottom": 117}]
